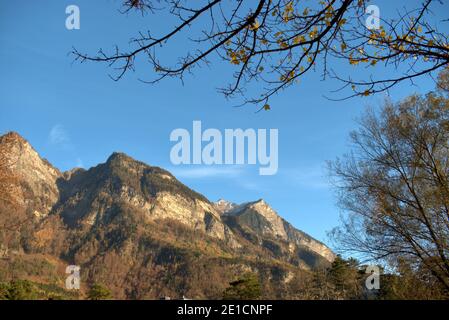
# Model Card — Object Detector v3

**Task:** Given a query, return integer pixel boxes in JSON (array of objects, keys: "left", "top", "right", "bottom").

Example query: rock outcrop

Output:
[
  {"left": 0, "top": 132, "right": 61, "bottom": 218},
  {"left": 220, "top": 199, "right": 335, "bottom": 265}
]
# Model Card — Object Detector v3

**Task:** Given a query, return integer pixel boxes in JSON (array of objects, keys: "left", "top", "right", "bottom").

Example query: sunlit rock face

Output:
[
  {"left": 0, "top": 132, "right": 61, "bottom": 217},
  {"left": 219, "top": 199, "right": 335, "bottom": 263},
  {"left": 52, "top": 152, "right": 233, "bottom": 242},
  {"left": 214, "top": 199, "right": 237, "bottom": 215}
]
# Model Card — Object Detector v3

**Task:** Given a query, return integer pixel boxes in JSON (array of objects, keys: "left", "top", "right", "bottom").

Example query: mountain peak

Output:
[
  {"left": 252, "top": 198, "right": 266, "bottom": 205},
  {"left": 105, "top": 152, "right": 145, "bottom": 168},
  {"left": 0, "top": 131, "right": 61, "bottom": 218},
  {"left": 221, "top": 198, "right": 287, "bottom": 237},
  {"left": 216, "top": 198, "right": 232, "bottom": 205},
  {"left": 0, "top": 132, "right": 42, "bottom": 164},
  {"left": 0, "top": 131, "right": 29, "bottom": 147},
  {"left": 227, "top": 199, "right": 273, "bottom": 215},
  {"left": 107, "top": 151, "right": 131, "bottom": 162},
  {"left": 214, "top": 199, "right": 238, "bottom": 214}
]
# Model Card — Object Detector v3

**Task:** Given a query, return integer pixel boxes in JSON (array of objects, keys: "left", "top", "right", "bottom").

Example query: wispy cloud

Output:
[
  {"left": 282, "top": 165, "right": 330, "bottom": 190},
  {"left": 166, "top": 163, "right": 330, "bottom": 192},
  {"left": 170, "top": 165, "right": 244, "bottom": 179},
  {"left": 170, "top": 165, "right": 271, "bottom": 192},
  {"left": 48, "top": 124, "right": 83, "bottom": 169},
  {"left": 49, "top": 124, "right": 69, "bottom": 145}
]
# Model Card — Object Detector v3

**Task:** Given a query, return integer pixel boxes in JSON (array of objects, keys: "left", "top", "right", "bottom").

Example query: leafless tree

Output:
[
  {"left": 73, "top": 0, "right": 449, "bottom": 109},
  {"left": 329, "top": 70, "right": 449, "bottom": 289}
]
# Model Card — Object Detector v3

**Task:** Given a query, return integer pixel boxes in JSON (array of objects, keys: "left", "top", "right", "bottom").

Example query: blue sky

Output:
[{"left": 1, "top": 0, "right": 447, "bottom": 245}]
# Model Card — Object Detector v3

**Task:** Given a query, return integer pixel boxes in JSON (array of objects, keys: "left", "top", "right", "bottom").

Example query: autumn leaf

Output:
[{"left": 249, "top": 19, "right": 260, "bottom": 31}]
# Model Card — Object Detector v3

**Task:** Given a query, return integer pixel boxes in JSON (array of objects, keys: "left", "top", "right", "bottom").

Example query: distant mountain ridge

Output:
[
  {"left": 214, "top": 199, "right": 238, "bottom": 215},
  {"left": 218, "top": 199, "right": 334, "bottom": 262},
  {"left": 0, "top": 131, "right": 334, "bottom": 299}
]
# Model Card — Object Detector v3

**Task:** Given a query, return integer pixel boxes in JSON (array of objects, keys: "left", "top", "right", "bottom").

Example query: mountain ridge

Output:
[{"left": 0, "top": 131, "right": 335, "bottom": 299}]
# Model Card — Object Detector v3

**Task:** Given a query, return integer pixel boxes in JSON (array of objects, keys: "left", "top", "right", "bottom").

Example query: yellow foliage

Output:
[
  {"left": 309, "top": 27, "right": 318, "bottom": 39},
  {"left": 249, "top": 19, "right": 260, "bottom": 31},
  {"left": 338, "top": 18, "right": 347, "bottom": 26},
  {"left": 293, "top": 35, "right": 306, "bottom": 44}
]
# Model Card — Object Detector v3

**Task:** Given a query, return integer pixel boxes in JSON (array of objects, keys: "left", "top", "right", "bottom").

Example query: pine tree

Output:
[{"left": 222, "top": 273, "right": 261, "bottom": 300}]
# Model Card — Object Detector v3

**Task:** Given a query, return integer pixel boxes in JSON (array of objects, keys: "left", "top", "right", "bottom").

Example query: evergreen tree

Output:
[
  {"left": 328, "top": 256, "right": 362, "bottom": 299},
  {"left": 222, "top": 273, "right": 261, "bottom": 300},
  {"left": 87, "top": 283, "right": 112, "bottom": 300}
]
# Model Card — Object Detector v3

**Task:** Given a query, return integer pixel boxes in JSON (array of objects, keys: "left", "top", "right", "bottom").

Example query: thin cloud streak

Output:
[
  {"left": 282, "top": 165, "right": 331, "bottom": 190},
  {"left": 49, "top": 124, "right": 69, "bottom": 145},
  {"left": 170, "top": 165, "right": 244, "bottom": 179}
]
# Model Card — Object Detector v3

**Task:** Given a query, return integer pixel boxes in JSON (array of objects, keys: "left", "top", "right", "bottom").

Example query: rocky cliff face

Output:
[
  {"left": 220, "top": 199, "right": 335, "bottom": 265},
  {"left": 224, "top": 199, "right": 290, "bottom": 239},
  {"left": 53, "top": 152, "right": 230, "bottom": 240},
  {"left": 214, "top": 199, "right": 237, "bottom": 215},
  {"left": 0, "top": 132, "right": 335, "bottom": 299},
  {"left": 0, "top": 132, "right": 61, "bottom": 218}
]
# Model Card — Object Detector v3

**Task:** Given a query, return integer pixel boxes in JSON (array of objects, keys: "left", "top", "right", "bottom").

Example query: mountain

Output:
[
  {"left": 214, "top": 199, "right": 237, "bottom": 215},
  {"left": 220, "top": 199, "right": 334, "bottom": 263},
  {"left": 54, "top": 152, "right": 233, "bottom": 242},
  {"left": 0, "top": 132, "right": 334, "bottom": 299}
]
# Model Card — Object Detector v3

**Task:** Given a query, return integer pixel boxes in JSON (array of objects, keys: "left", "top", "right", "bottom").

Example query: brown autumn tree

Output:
[
  {"left": 329, "top": 69, "right": 449, "bottom": 290},
  {"left": 73, "top": 0, "right": 449, "bottom": 109},
  {"left": 379, "top": 257, "right": 448, "bottom": 299}
]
